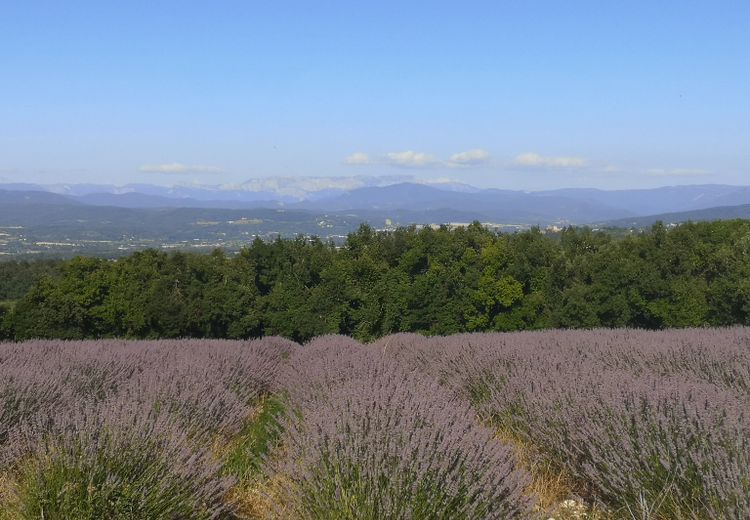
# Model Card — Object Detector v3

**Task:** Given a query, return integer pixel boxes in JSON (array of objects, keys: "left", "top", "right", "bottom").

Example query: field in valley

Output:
[{"left": 0, "top": 329, "right": 748, "bottom": 519}]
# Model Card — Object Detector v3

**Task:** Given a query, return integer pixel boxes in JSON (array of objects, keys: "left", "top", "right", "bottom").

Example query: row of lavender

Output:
[
  {"left": 0, "top": 339, "right": 294, "bottom": 518},
  {"left": 1, "top": 329, "right": 748, "bottom": 518},
  {"left": 270, "top": 336, "right": 531, "bottom": 518},
  {"left": 373, "top": 329, "right": 750, "bottom": 518},
  {"left": 0, "top": 337, "right": 530, "bottom": 518}
]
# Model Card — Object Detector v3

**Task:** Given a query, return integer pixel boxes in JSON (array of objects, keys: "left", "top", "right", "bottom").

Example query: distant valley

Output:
[{"left": 2, "top": 179, "right": 750, "bottom": 257}]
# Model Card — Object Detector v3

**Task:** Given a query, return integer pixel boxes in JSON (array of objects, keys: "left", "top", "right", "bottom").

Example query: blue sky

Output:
[{"left": 1, "top": 1, "right": 748, "bottom": 190}]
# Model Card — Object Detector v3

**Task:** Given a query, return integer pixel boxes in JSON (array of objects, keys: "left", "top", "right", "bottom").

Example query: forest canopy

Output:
[{"left": 2, "top": 220, "right": 750, "bottom": 342}]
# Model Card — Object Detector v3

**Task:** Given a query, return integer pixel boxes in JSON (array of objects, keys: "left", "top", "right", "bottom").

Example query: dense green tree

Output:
[
  {"left": 0, "top": 304, "right": 10, "bottom": 340},
  {"left": 0, "top": 259, "right": 62, "bottom": 302},
  {"left": 465, "top": 240, "right": 523, "bottom": 331},
  {"left": 5, "top": 219, "right": 750, "bottom": 341}
]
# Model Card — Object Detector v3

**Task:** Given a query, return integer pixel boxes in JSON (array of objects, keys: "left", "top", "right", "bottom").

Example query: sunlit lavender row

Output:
[
  {"left": 373, "top": 329, "right": 750, "bottom": 518},
  {"left": 1, "top": 329, "right": 748, "bottom": 518}
]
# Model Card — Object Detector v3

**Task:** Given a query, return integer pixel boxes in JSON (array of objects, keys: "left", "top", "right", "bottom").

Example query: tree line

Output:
[
  {"left": 0, "top": 259, "right": 62, "bottom": 302},
  {"left": 1, "top": 220, "right": 749, "bottom": 342}
]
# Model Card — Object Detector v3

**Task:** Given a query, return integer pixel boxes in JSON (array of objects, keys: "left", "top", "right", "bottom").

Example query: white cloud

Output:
[
  {"left": 448, "top": 149, "right": 490, "bottom": 166},
  {"left": 139, "top": 162, "right": 222, "bottom": 174},
  {"left": 344, "top": 152, "right": 372, "bottom": 165},
  {"left": 344, "top": 149, "right": 490, "bottom": 169},
  {"left": 513, "top": 152, "right": 587, "bottom": 168},
  {"left": 386, "top": 150, "right": 438, "bottom": 168}
]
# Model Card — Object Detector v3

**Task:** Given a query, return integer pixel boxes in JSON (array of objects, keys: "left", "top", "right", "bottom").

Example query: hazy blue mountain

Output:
[
  {"left": 77, "top": 192, "right": 283, "bottom": 209},
  {"left": 0, "top": 190, "right": 351, "bottom": 241},
  {"left": 0, "top": 190, "right": 77, "bottom": 205},
  {"left": 45, "top": 184, "right": 128, "bottom": 197},
  {"left": 4, "top": 185, "right": 750, "bottom": 258},
  {"left": 297, "top": 183, "right": 634, "bottom": 223},
  {"left": 540, "top": 185, "right": 750, "bottom": 215},
  {"left": 705, "top": 186, "right": 750, "bottom": 208},
  {"left": 604, "top": 204, "right": 750, "bottom": 228},
  {"left": 0, "top": 183, "right": 50, "bottom": 193},
  {"left": 296, "top": 183, "right": 455, "bottom": 211},
  {"left": 423, "top": 181, "right": 483, "bottom": 193},
  {"left": 3, "top": 182, "right": 750, "bottom": 226},
  {"left": 0, "top": 190, "right": 82, "bottom": 222}
]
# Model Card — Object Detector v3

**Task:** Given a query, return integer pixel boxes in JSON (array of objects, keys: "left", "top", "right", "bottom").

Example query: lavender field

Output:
[{"left": 0, "top": 329, "right": 748, "bottom": 519}]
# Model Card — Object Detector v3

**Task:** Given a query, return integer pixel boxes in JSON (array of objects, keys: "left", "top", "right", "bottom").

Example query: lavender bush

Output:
[
  {"left": 2, "top": 400, "right": 230, "bottom": 519},
  {"left": 1, "top": 329, "right": 748, "bottom": 518},
  {"left": 268, "top": 336, "right": 532, "bottom": 519},
  {"left": 374, "top": 329, "right": 750, "bottom": 518},
  {"left": 0, "top": 338, "right": 293, "bottom": 519}
]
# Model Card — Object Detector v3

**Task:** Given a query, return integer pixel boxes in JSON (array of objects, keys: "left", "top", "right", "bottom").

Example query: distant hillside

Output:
[
  {"left": 605, "top": 204, "right": 750, "bottom": 227},
  {"left": 0, "top": 190, "right": 79, "bottom": 206},
  {"left": 297, "top": 183, "right": 634, "bottom": 223},
  {"left": 77, "top": 192, "right": 282, "bottom": 209},
  {"left": 0, "top": 190, "right": 84, "bottom": 223},
  {"left": 0, "top": 190, "right": 354, "bottom": 240},
  {"left": 4, "top": 183, "right": 750, "bottom": 245},
  {"left": 541, "top": 185, "right": 750, "bottom": 215},
  {"left": 0, "top": 185, "right": 636, "bottom": 226}
]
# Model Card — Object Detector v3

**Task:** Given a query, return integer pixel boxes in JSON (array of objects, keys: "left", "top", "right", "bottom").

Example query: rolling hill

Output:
[{"left": 604, "top": 203, "right": 750, "bottom": 228}]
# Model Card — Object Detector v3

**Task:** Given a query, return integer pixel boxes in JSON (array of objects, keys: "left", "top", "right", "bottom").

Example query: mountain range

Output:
[
  {"left": 3, "top": 179, "right": 750, "bottom": 226},
  {"left": 3, "top": 179, "right": 750, "bottom": 257}
]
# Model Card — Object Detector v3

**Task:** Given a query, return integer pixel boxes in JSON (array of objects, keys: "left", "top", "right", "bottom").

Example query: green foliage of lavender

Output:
[
  {"left": 223, "top": 394, "right": 286, "bottom": 482},
  {"left": 6, "top": 407, "right": 224, "bottom": 520}
]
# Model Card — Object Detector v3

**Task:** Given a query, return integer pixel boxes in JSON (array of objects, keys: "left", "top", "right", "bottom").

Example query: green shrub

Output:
[{"left": 3, "top": 424, "right": 231, "bottom": 520}]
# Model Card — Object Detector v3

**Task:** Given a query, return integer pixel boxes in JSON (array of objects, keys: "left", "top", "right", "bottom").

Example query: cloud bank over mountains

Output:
[
  {"left": 345, "top": 149, "right": 492, "bottom": 169},
  {"left": 512, "top": 153, "right": 587, "bottom": 168},
  {"left": 139, "top": 163, "right": 223, "bottom": 174}
]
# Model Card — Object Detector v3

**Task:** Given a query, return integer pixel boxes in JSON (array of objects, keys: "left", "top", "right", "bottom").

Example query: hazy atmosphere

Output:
[
  {"left": 3, "top": 3, "right": 750, "bottom": 519},
  {"left": 2, "top": 1, "right": 748, "bottom": 189}
]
